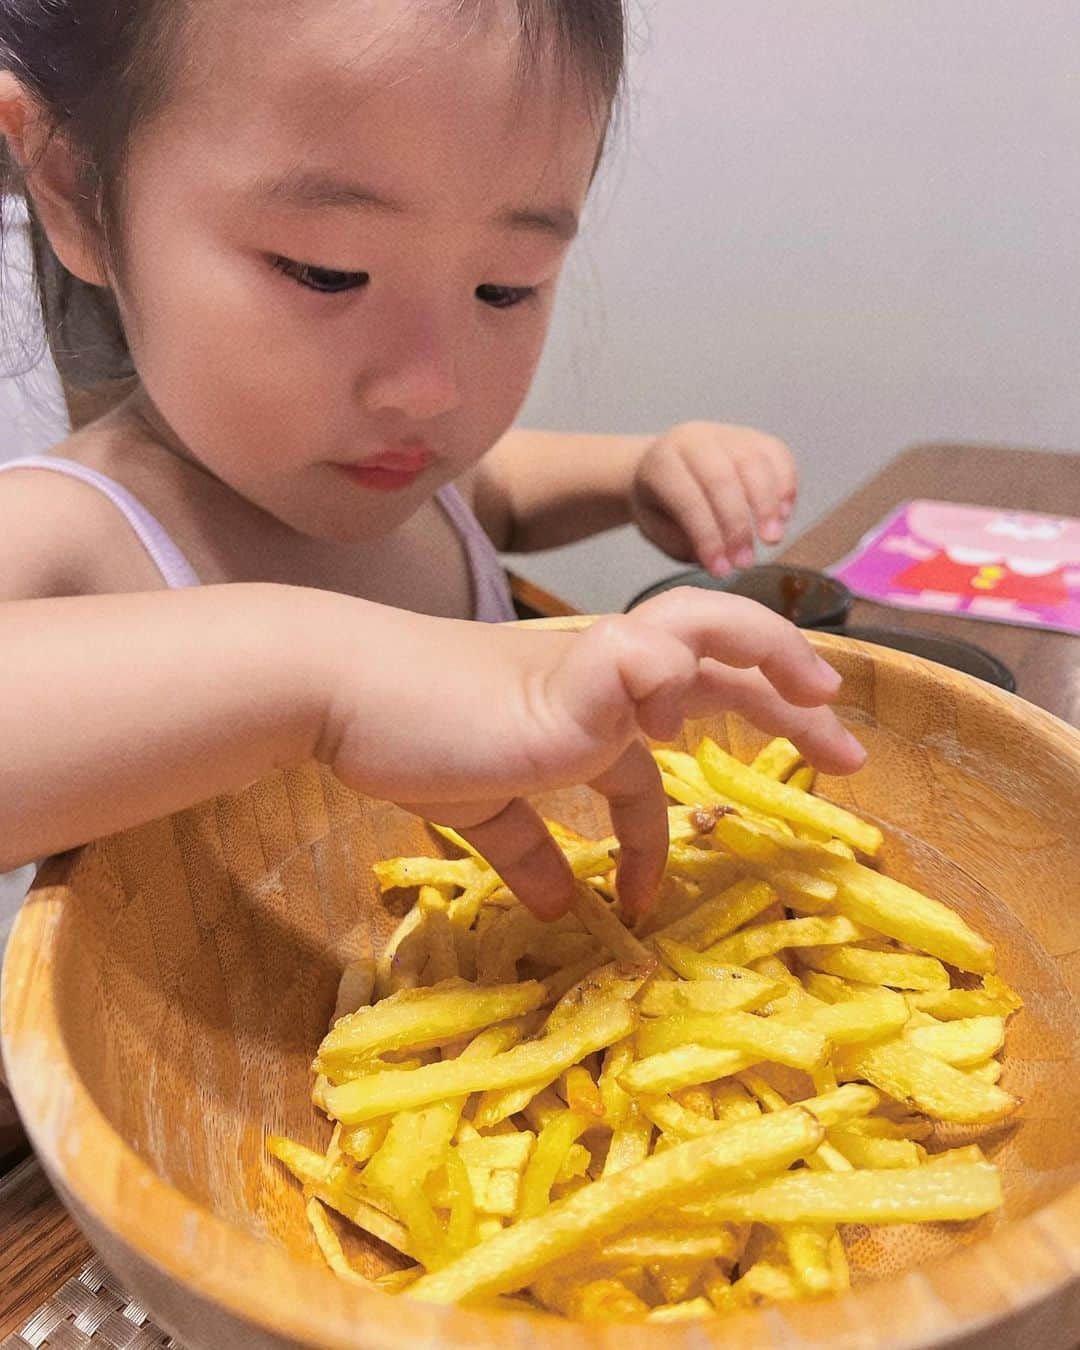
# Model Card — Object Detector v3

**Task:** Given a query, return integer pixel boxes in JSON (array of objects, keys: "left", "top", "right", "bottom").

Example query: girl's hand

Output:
[
  {"left": 320, "top": 588, "right": 863, "bottom": 924},
  {"left": 629, "top": 422, "right": 798, "bottom": 576}
]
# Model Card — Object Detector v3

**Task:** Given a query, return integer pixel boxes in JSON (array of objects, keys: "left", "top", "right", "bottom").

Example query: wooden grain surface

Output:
[
  {"left": 779, "top": 442, "right": 1080, "bottom": 726},
  {"left": 0, "top": 1156, "right": 93, "bottom": 1335}
]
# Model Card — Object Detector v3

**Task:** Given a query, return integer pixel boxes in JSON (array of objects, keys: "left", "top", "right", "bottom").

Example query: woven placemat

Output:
[{"left": 1, "top": 1257, "right": 178, "bottom": 1350}]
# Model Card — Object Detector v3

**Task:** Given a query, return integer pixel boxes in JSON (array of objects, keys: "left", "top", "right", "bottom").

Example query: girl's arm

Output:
[
  {"left": 475, "top": 424, "right": 799, "bottom": 576},
  {"left": 0, "top": 585, "right": 863, "bottom": 919},
  {"left": 473, "top": 429, "right": 650, "bottom": 550}
]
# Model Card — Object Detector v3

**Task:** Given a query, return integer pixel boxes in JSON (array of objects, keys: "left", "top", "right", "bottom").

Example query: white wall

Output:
[
  {"left": 508, "top": 0, "right": 1080, "bottom": 612},
  {"left": 3, "top": 3, "right": 1078, "bottom": 615}
]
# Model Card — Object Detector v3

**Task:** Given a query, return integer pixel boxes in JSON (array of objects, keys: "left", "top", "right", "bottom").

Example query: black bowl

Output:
[
  {"left": 627, "top": 564, "right": 854, "bottom": 629},
  {"left": 816, "top": 625, "right": 1017, "bottom": 692}
]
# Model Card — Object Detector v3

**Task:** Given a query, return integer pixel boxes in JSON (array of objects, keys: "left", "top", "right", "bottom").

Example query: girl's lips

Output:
[{"left": 334, "top": 446, "right": 434, "bottom": 493}]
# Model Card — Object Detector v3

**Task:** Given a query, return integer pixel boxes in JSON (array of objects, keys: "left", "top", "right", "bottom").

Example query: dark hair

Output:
[{"left": 0, "top": 0, "right": 625, "bottom": 388}]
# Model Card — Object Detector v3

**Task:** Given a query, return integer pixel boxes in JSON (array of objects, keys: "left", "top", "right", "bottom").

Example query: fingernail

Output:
[
  {"left": 842, "top": 728, "right": 866, "bottom": 763},
  {"left": 708, "top": 555, "right": 732, "bottom": 578},
  {"left": 734, "top": 546, "right": 755, "bottom": 569},
  {"left": 817, "top": 656, "right": 842, "bottom": 691},
  {"left": 761, "top": 518, "right": 785, "bottom": 544}
]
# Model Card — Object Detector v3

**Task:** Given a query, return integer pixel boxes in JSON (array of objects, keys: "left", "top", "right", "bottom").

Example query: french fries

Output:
[{"left": 269, "top": 736, "right": 1020, "bottom": 1322}]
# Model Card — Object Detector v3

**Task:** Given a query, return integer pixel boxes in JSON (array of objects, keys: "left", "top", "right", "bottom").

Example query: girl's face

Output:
[{"left": 112, "top": 0, "right": 605, "bottom": 540}]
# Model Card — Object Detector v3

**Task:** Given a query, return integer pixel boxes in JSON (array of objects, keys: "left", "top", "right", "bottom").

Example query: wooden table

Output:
[
  {"left": 2, "top": 440, "right": 1078, "bottom": 1341},
  {"left": 780, "top": 442, "right": 1080, "bottom": 727}
]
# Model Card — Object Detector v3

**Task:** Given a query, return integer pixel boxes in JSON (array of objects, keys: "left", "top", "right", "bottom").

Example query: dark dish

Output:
[
  {"left": 815, "top": 625, "right": 1017, "bottom": 692},
  {"left": 626, "top": 564, "right": 854, "bottom": 629}
]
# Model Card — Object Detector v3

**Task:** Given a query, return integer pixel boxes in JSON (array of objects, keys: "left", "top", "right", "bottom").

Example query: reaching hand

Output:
[
  {"left": 321, "top": 588, "right": 864, "bottom": 924},
  {"left": 629, "top": 421, "right": 798, "bottom": 576}
]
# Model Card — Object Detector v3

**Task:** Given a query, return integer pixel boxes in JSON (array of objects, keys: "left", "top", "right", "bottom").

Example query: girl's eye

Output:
[
  {"left": 476, "top": 283, "right": 537, "bottom": 310},
  {"left": 273, "top": 256, "right": 369, "bottom": 294}
]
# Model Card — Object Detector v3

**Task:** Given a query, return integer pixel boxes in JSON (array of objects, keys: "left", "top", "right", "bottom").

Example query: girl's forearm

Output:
[
  {"left": 0, "top": 585, "right": 328, "bottom": 869},
  {"left": 474, "top": 429, "right": 652, "bottom": 551}
]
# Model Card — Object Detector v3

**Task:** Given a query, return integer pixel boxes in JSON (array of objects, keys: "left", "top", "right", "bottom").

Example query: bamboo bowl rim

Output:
[{"left": 3, "top": 630, "right": 1080, "bottom": 1349}]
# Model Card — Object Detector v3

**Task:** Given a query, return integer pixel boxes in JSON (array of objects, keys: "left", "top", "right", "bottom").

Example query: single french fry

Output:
[
  {"left": 545, "top": 963, "right": 651, "bottom": 1032},
  {"left": 375, "top": 907, "right": 425, "bottom": 1000},
  {"left": 418, "top": 887, "right": 459, "bottom": 985},
  {"left": 338, "top": 1119, "right": 390, "bottom": 1164},
  {"left": 561, "top": 1064, "right": 605, "bottom": 1118},
  {"left": 597, "top": 1038, "right": 634, "bottom": 1128},
  {"left": 317, "top": 979, "right": 546, "bottom": 1072},
  {"left": 771, "top": 988, "right": 910, "bottom": 1046},
  {"left": 767, "top": 869, "right": 840, "bottom": 906},
  {"left": 843, "top": 1114, "right": 932, "bottom": 1142},
  {"left": 520, "top": 1109, "right": 593, "bottom": 1219},
  {"left": 598, "top": 1225, "right": 739, "bottom": 1266},
  {"left": 678, "top": 1163, "right": 1002, "bottom": 1225},
  {"left": 373, "top": 856, "right": 486, "bottom": 893},
  {"left": 457, "top": 1133, "right": 535, "bottom": 1172},
  {"left": 533, "top": 1274, "right": 650, "bottom": 1321},
  {"left": 638, "top": 972, "right": 784, "bottom": 1017},
  {"left": 661, "top": 916, "right": 862, "bottom": 975},
  {"left": 648, "top": 878, "right": 779, "bottom": 951},
  {"left": 835, "top": 1038, "right": 1018, "bottom": 1124},
  {"left": 923, "top": 1144, "right": 987, "bottom": 1168},
  {"left": 620, "top": 1044, "right": 753, "bottom": 1096},
  {"left": 966, "top": 1059, "right": 1004, "bottom": 1085},
  {"left": 792, "top": 1083, "right": 882, "bottom": 1128},
  {"left": 635, "top": 1009, "right": 827, "bottom": 1072},
  {"left": 444, "top": 1147, "right": 478, "bottom": 1257},
  {"left": 798, "top": 945, "right": 950, "bottom": 992},
  {"left": 473, "top": 1076, "right": 560, "bottom": 1130},
  {"left": 737, "top": 1070, "right": 788, "bottom": 1113},
  {"left": 904, "top": 1016, "right": 1006, "bottom": 1067},
  {"left": 639, "top": 1094, "right": 720, "bottom": 1140},
  {"left": 908, "top": 977, "right": 1022, "bottom": 1019},
  {"left": 751, "top": 738, "right": 803, "bottom": 780},
  {"left": 325, "top": 999, "right": 636, "bottom": 1124},
  {"left": 828, "top": 1127, "right": 922, "bottom": 1169},
  {"left": 332, "top": 958, "right": 376, "bottom": 1025},
  {"left": 660, "top": 770, "right": 714, "bottom": 809},
  {"left": 732, "top": 1259, "right": 802, "bottom": 1305},
  {"left": 394, "top": 1181, "right": 448, "bottom": 1271},
  {"left": 568, "top": 883, "right": 654, "bottom": 967},
  {"left": 697, "top": 738, "right": 883, "bottom": 854},
  {"left": 602, "top": 1108, "right": 653, "bottom": 1177},
  {"left": 652, "top": 749, "right": 729, "bottom": 805},
  {"left": 780, "top": 1223, "right": 835, "bottom": 1295},
  {"left": 305, "top": 1197, "right": 371, "bottom": 1286},
  {"left": 555, "top": 1143, "right": 592, "bottom": 1185},
  {"left": 711, "top": 1081, "right": 761, "bottom": 1127},
  {"left": 787, "top": 764, "right": 816, "bottom": 793}
]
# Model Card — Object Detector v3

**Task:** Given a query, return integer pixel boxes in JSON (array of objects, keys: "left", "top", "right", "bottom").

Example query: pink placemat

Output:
[{"left": 829, "top": 500, "right": 1080, "bottom": 637}]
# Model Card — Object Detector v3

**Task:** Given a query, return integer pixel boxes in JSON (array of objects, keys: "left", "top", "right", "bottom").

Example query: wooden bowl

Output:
[{"left": 3, "top": 629, "right": 1079, "bottom": 1349}]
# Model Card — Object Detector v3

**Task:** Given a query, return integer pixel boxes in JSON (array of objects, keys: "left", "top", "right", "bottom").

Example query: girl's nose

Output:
[{"left": 357, "top": 319, "right": 462, "bottom": 421}]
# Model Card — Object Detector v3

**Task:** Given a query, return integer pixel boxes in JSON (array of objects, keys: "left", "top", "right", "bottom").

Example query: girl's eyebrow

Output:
[{"left": 253, "top": 168, "right": 579, "bottom": 241}]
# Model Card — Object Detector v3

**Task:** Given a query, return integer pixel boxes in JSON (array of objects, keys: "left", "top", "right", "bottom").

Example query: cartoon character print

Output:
[{"left": 883, "top": 503, "right": 1080, "bottom": 619}]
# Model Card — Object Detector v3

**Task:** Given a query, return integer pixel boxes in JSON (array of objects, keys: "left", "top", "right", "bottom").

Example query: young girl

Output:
[{"left": 0, "top": 0, "right": 864, "bottom": 936}]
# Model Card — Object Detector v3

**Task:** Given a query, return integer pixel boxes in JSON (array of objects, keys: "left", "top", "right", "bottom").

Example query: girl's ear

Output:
[{"left": 0, "top": 73, "right": 108, "bottom": 286}]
